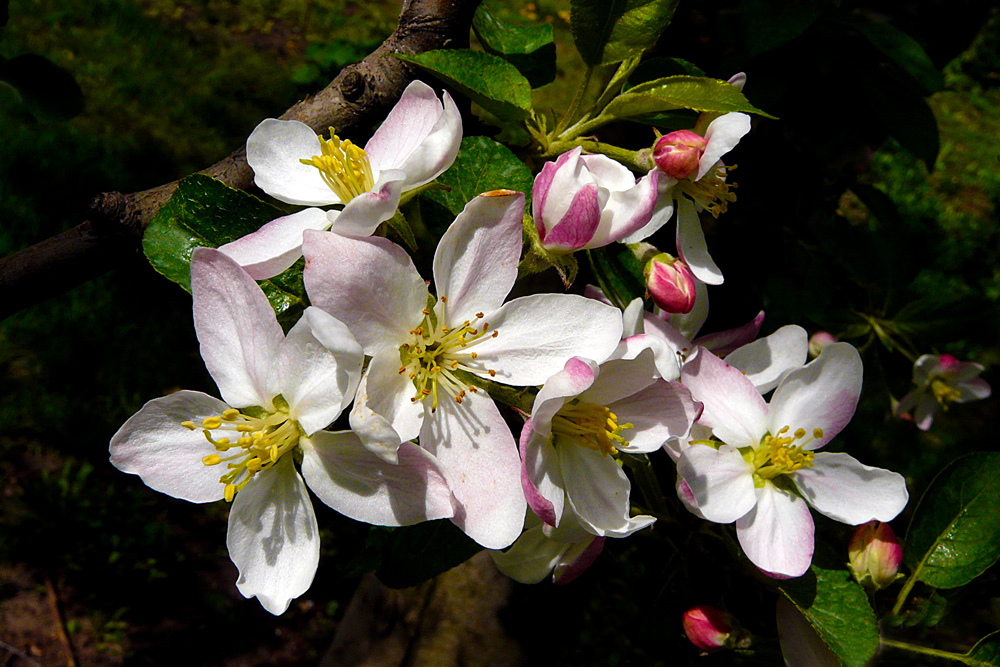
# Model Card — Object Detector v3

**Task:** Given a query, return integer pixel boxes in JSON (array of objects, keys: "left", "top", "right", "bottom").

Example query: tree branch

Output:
[{"left": 0, "top": 0, "right": 479, "bottom": 321}]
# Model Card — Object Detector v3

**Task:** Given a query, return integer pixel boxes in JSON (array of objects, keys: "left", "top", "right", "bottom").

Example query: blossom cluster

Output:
[{"left": 110, "top": 80, "right": 911, "bottom": 618}]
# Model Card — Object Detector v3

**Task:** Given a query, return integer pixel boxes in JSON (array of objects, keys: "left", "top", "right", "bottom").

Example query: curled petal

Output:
[
  {"left": 218, "top": 207, "right": 332, "bottom": 281},
  {"left": 676, "top": 196, "right": 723, "bottom": 285},
  {"left": 247, "top": 119, "right": 340, "bottom": 206},
  {"left": 697, "top": 113, "right": 751, "bottom": 181},
  {"left": 330, "top": 171, "right": 406, "bottom": 237},
  {"left": 724, "top": 324, "right": 808, "bottom": 394},
  {"left": 519, "top": 417, "right": 565, "bottom": 527}
]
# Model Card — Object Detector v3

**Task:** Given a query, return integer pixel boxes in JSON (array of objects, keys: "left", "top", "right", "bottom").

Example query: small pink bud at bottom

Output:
[
  {"left": 653, "top": 130, "right": 707, "bottom": 180},
  {"left": 683, "top": 605, "right": 734, "bottom": 651},
  {"left": 938, "top": 353, "right": 960, "bottom": 370},
  {"left": 848, "top": 521, "right": 902, "bottom": 590},
  {"left": 645, "top": 252, "right": 697, "bottom": 314},
  {"left": 808, "top": 331, "right": 838, "bottom": 358}
]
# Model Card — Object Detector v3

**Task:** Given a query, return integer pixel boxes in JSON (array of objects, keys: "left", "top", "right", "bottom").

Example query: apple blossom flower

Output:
[
  {"left": 644, "top": 252, "right": 697, "bottom": 314},
  {"left": 894, "top": 353, "right": 991, "bottom": 430},
  {"left": 848, "top": 520, "right": 903, "bottom": 590},
  {"left": 519, "top": 344, "right": 700, "bottom": 535},
  {"left": 626, "top": 112, "right": 752, "bottom": 285},
  {"left": 531, "top": 147, "right": 659, "bottom": 252},
  {"left": 490, "top": 510, "right": 610, "bottom": 585},
  {"left": 109, "top": 248, "right": 454, "bottom": 614},
  {"left": 302, "top": 191, "right": 624, "bottom": 549},
  {"left": 218, "top": 80, "right": 461, "bottom": 279},
  {"left": 675, "top": 343, "right": 909, "bottom": 578}
]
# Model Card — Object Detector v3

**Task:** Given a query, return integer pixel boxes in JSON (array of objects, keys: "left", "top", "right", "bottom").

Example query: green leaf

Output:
[
  {"left": 571, "top": 0, "right": 680, "bottom": 66},
  {"left": 967, "top": 631, "right": 1000, "bottom": 666},
  {"left": 425, "top": 135, "right": 533, "bottom": 217},
  {"left": 854, "top": 19, "right": 943, "bottom": 95},
  {"left": 904, "top": 452, "right": 1000, "bottom": 589},
  {"left": 362, "top": 520, "right": 483, "bottom": 589},
  {"left": 397, "top": 49, "right": 532, "bottom": 121},
  {"left": 777, "top": 563, "right": 880, "bottom": 667},
  {"left": 605, "top": 75, "right": 776, "bottom": 120},
  {"left": 142, "top": 174, "right": 307, "bottom": 325},
  {"left": 473, "top": 1, "right": 556, "bottom": 88}
]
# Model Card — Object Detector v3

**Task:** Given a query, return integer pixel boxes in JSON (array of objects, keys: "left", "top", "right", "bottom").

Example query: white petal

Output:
[
  {"left": 578, "top": 152, "right": 637, "bottom": 190},
  {"left": 519, "top": 417, "right": 566, "bottom": 527},
  {"left": 191, "top": 248, "right": 283, "bottom": 409},
  {"left": 472, "top": 294, "right": 623, "bottom": 386},
  {"left": 561, "top": 447, "right": 637, "bottom": 536},
  {"left": 490, "top": 520, "right": 567, "bottom": 584},
  {"left": 724, "top": 325, "right": 808, "bottom": 394},
  {"left": 227, "top": 457, "right": 319, "bottom": 615},
  {"left": 302, "top": 230, "right": 427, "bottom": 353},
  {"left": 792, "top": 452, "right": 908, "bottom": 524},
  {"left": 680, "top": 347, "right": 769, "bottom": 448},
  {"left": 665, "top": 277, "right": 709, "bottom": 341},
  {"left": 676, "top": 444, "right": 756, "bottom": 523},
  {"left": 300, "top": 431, "right": 454, "bottom": 525},
  {"left": 697, "top": 113, "right": 751, "bottom": 181},
  {"left": 579, "top": 344, "right": 659, "bottom": 406},
  {"left": 364, "top": 81, "right": 462, "bottom": 189},
  {"left": 768, "top": 343, "right": 862, "bottom": 450},
  {"left": 247, "top": 119, "right": 340, "bottom": 206},
  {"left": 109, "top": 390, "right": 230, "bottom": 503},
  {"left": 776, "top": 597, "right": 841, "bottom": 667},
  {"left": 676, "top": 196, "right": 723, "bottom": 285},
  {"left": 363, "top": 350, "right": 425, "bottom": 443},
  {"left": 217, "top": 207, "right": 332, "bottom": 280},
  {"left": 613, "top": 380, "right": 700, "bottom": 453},
  {"left": 736, "top": 483, "right": 814, "bottom": 578},
  {"left": 348, "top": 372, "right": 403, "bottom": 463},
  {"left": 273, "top": 307, "right": 363, "bottom": 434},
  {"left": 584, "top": 169, "right": 660, "bottom": 248},
  {"left": 432, "top": 192, "right": 525, "bottom": 324},
  {"left": 419, "top": 392, "right": 526, "bottom": 549},
  {"left": 330, "top": 171, "right": 406, "bottom": 236},
  {"left": 531, "top": 357, "right": 598, "bottom": 432}
]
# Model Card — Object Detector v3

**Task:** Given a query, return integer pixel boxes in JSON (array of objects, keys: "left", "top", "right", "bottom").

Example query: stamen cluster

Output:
[
  {"left": 676, "top": 163, "right": 738, "bottom": 218},
  {"left": 748, "top": 425, "right": 822, "bottom": 484},
  {"left": 551, "top": 400, "right": 634, "bottom": 456},
  {"left": 299, "top": 129, "right": 375, "bottom": 202}
]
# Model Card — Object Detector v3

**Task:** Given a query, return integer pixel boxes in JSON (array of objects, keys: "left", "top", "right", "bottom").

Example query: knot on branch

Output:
[
  {"left": 341, "top": 70, "right": 367, "bottom": 103},
  {"left": 89, "top": 192, "right": 143, "bottom": 238}
]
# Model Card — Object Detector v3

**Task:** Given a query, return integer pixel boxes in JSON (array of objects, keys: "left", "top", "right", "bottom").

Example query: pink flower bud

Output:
[
  {"left": 645, "top": 253, "right": 697, "bottom": 314},
  {"left": 937, "top": 353, "right": 960, "bottom": 370},
  {"left": 848, "top": 521, "right": 902, "bottom": 590},
  {"left": 808, "top": 331, "right": 838, "bottom": 358},
  {"left": 682, "top": 605, "right": 735, "bottom": 651},
  {"left": 653, "top": 130, "right": 708, "bottom": 180}
]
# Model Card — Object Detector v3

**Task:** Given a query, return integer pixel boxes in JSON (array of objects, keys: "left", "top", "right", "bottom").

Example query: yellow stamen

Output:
[
  {"left": 299, "top": 128, "right": 374, "bottom": 202},
  {"left": 551, "top": 400, "right": 633, "bottom": 456}
]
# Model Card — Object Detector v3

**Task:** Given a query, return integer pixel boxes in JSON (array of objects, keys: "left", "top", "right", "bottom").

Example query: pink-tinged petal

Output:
[
  {"left": 957, "top": 377, "right": 991, "bottom": 402},
  {"left": 534, "top": 148, "right": 592, "bottom": 229},
  {"left": 302, "top": 230, "right": 426, "bottom": 353},
  {"left": 247, "top": 119, "right": 340, "bottom": 206},
  {"left": 578, "top": 153, "right": 637, "bottom": 190},
  {"left": 420, "top": 393, "right": 526, "bottom": 549},
  {"left": 490, "top": 519, "right": 567, "bottom": 584},
  {"left": 694, "top": 310, "right": 765, "bottom": 357},
  {"left": 580, "top": 344, "right": 659, "bottom": 406},
  {"left": 532, "top": 357, "right": 599, "bottom": 431},
  {"left": 348, "top": 374, "right": 403, "bottom": 464},
  {"left": 621, "top": 184, "right": 675, "bottom": 244},
  {"left": 912, "top": 397, "right": 937, "bottom": 430},
  {"left": 613, "top": 380, "right": 700, "bottom": 453},
  {"left": 792, "top": 452, "right": 908, "bottom": 524},
  {"left": 768, "top": 343, "right": 862, "bottom": 450},
  {"left": 675, "top": 474, "right": 706, "bottom": 517},
  {"left": 110, "top": 390, "right": 230, "bottom": 503},
  {"left": 697, "top": 113, "right": 751, "bottom": 181},
  {"left": 677, "top": 444, "right": 756, "bottom": 523},
  {"left": 329, "top": 171, "right": 406, "bottom": 237},
  {"left": 364, "top": 81, "right": 461, "bottom": 188},
  {"left": 584, "top": 170, "right": 660, "bottom": 248},
  {"left": 944, "top": 361, "right": 988, "bottom": 384},
  {"left": 736, "top": 483, "right": 814, "bottom": 578},
  {"left": 724, "top": 325, "right": 808, "bottom": 394},
  {"left": 227, "top": 457, "right": 319, "bottom": 615},
  {"left": 561, "top": 446, "right": 637, "bottom": 536},
  {"left": 273, "top": 307, "right": 362, "bottom": 434},
  {"left": 300, "top": 431, "right": 454, "bottom": 526},
  {"left": 676, "top": 196, "right": 723, "bottom": 285},
  {"left": 553, "top": 535, "right": 606, "bottom": 585},
  {"left": 541, "top": 184, "right": 601, "bottom": 250},
  {"left": 532, "top": 149, "right": 580, "bottom": 224},
  {"left": 911, "top": 354, "right": 940, "bottom": 383},
  {"left": 218, "top": 207, "right": 332, "bottom": 280},
  {"left": 433, "top": 191, "right": 525, "bottom": 323},
  {"left": 680, "top": 348, "right": 769, "bottom": 447},
  {"left": 664, "top": 274, "right": 709, "bottom": 341},
  {"left": 776, "top": 598, "right": 841, "bottom": 667},
  {"left": 472, "top": 294, "right": 623, "bottom": 386},
  {"left": 642, "top": 315, "right": 694, "bottom": 375},
  {"left": 191, "top": 248, "right": 283, "bottom": 409},
  {"left": 360, "top": 351, "right": 425, "bottom": 443},
  {"left": 519, "top": 417, "right": 565, "bottom": 527}
]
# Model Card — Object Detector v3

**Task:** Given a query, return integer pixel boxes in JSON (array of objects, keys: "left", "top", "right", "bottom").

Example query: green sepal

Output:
[
  {"left": 519, "top": 212, "right": 579, "bottom": 288},
  {"left": 384, "top": 209, "right": 418, "bottom": 253},
  {"left": 586, "top": 244, "right": 647, "bottom": 311},
  {"left": 142, "top": 174, "right": 307, "bottom": 327}
]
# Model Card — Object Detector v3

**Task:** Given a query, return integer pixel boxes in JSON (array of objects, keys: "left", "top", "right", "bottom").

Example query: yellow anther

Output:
[
  {"left": 778, "top": 425, "right": 790, "bottom": 434},
  {"left": 202, "top": 453, "right": 223, "bottom": 466},
  {"left": 299, "top": 129, "right": 374, "bottom": 202},
  {"left": 224, "top": 484, "right": 236, "bottom": 503},
  {"left": 181, "top": 421, "right": 197, "bottom": 430},
  {"left": 222, "top": 409, "right": 240, "bottom": 421},
  {"left": 794, "top": 428, "right": 806, "bottom": 439},
  {"left": 203, "top": 417, "right": 222, "bottom": 430},
  {"left": 813, "top": 428, "right": 824, "bottom": 439}
]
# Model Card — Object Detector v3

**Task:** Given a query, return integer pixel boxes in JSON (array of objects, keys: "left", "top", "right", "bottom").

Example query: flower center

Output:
[
  {"left": 183, "top": 398, "right": 303, "bottom": 502},
  {"left": 745, "top": 425, "right": 821, "bottom": 486},
  {"left": 398, "top": 295, "right": 500, "bottom": 412},
  {"left": 930, "top": 378, "right": 961, "bottom": 408},
  {"left": 551, "top": 400, "right": 634, "bottom": 456},
  {"left": 676, "top": 163, "right": 737, "bottom": 217},
  {"left": 299, "top": 128, "right": 374, "bottom": 202}
]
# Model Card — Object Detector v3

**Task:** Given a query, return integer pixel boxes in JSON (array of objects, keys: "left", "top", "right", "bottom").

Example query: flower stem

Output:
[
  {"left": 880, "top": 638, "right": 973, "bottom": 663},
  {"left": 554, "top": 66, "right": 594, "bottom": 136},
  {"left": 890, "top": 570, "right": 919, "bottom": 617},
  {"left": 622, "top": 453, "right": 670, "bottom": 516}
]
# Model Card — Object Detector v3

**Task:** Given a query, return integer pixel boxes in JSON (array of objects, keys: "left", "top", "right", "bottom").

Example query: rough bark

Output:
[{"left": 0, "top": 0, "right": 479, "bottom": 320}]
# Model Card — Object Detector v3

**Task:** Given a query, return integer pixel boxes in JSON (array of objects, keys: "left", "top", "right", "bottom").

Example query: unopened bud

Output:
[
  {"left": 808, "top": 331, "right": 838, "bottom": 358},
  {"left": 653, "top": 130, "right": 708, "bottom": 180},
  {"left": 683, "top": 605, "right": 749, "bottom": 651},
  {"left": 645, "top": 252, "right": 697, "bottom": 314},
  {"left": 848, "top": 521, "right": 902, "bottom": 590}
]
